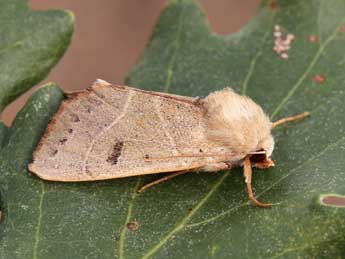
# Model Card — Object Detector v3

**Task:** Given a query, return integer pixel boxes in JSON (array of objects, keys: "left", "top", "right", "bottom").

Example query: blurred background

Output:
[{"left": 3, "top": 0, "right": 260, "bottom": 125}]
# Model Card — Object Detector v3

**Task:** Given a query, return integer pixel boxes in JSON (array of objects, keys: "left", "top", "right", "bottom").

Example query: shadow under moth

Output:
[{"left": 29, "top": 79, "right": 309, "bottom": 207}]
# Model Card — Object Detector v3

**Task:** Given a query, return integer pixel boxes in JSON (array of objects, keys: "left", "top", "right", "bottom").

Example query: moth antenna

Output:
[
  {"left": 271, "top": 111, "right": 310, "bottom": 129},
  {"left": 144, "top": 153, "right": 228, "bottom": 161},
  {"left": 244, "top": 156, "right": 272, "bottom": 208}
]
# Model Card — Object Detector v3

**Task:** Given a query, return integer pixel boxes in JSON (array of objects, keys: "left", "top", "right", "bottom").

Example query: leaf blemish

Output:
[
  {"left": 50, "top": 149, "right": 58, "bottom": 157},
  {"left": 313, "top": 74, "right": 326, "bottom": 84},
  {"left": 273, "top": 25, "right": 295, "bottom": 59},
  {"left": 126, "top": 221, "right": 139, "bottom": 231},
  {"left": 309, "top": 35, "right": 319, "bottom": 43},
  {"left": 339, "top": 25, "right": 345, "bottom": 33},
  {"left": 70, "top": 114, "right": 80, "bottom": 122},
  {"left": 268, "top": 0, "right": 278, "bottom": 10},
  {"left": 319, "top": 194, "right": 345, "bottom": 208}
]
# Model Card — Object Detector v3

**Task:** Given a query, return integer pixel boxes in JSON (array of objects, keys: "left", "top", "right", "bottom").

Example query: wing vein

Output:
[
  {"left": 81, "top": 90, "right": 134, "bottom": 173},
  {"left": 154, "top": 98, "right": 179, "bottom": 155},
  {"left": 92, "top": 90, "right": 118, "bottom": 109}
]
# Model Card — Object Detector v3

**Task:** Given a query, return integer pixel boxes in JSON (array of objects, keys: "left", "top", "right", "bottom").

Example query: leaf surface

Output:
[
  {"left": 0, "top": 0, "right": 74, "bottom": 112},
  {"left": 1, "top": 0, "right": 345, "bottom": 258}
]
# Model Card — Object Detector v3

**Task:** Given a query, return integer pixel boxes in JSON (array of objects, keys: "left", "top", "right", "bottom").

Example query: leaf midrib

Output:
[
  {"left": 118, "top": 178, "right": 142, "bottom": 259},
  {"left": 163, "top": 4, "right": 186, "bottom": 93},
  {"left": 142, "top": 172, "right": 229, "bottom": 259},
  {"left": 33, "top": 182, "right": 45, "bottom": 259}
]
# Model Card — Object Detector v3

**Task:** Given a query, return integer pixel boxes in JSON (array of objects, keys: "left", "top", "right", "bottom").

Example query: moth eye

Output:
[{"left": 250, "top": 149, "right": 266, "bottom": 163}]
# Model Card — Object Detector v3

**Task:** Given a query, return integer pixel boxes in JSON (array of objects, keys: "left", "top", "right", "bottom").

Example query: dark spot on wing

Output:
[
  {"left": 107, "top": 141, "right": 124, "bottom": 165},
  {"left": 50, "top": 149, "right": 58, "bottom": 157},
  {"left": 59, "top": 138, "right": 68, "bottom": 145},
  {"left": 68, "top": 128, "right": 73, "bottom": 134},
  {"left": 85, "top": 166, "right": 91, "bottom": 175},
  {"left": 70, "top": 114, "right": 80, "bottom": 122}
]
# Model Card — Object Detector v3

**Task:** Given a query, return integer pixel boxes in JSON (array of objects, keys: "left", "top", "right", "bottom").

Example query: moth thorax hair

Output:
[{"left": 203, "top": 88, "right": 274, "bottom": 158}]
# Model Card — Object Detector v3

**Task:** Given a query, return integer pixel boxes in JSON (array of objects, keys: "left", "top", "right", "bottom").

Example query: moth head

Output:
[{"left": 250, "top": 134, "right": 275, "bottom": 168}]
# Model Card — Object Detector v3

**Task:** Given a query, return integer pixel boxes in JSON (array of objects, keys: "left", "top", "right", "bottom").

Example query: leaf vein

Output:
[
  {"left": 118, "top": 178, "right": 141, "bottom": 259},
  {"left": 0, "top": 40, "right": 23, "bottom": 55},
  {"left": 186, "top": 135, "right": 345, "bottom": 228},
  {"left": 241, "top": 25, "right": 273, "bottom": 95},
  {"left": 141, "top": 172, "right": 229, "bottom": 259},
  {"left": 32, "top": 182, "right": 45, "bottom": 259},
  {"left": 164, "top": 5, "right": 186, "bottom": 93}
]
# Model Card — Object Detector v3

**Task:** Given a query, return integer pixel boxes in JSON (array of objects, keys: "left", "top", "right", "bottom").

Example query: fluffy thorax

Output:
[{"left": 203, "top": 88, "right": 274, "bottom": 162}]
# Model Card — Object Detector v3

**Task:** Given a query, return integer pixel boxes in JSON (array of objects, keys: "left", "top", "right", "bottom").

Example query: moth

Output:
[{"left": 29, "top": 79, "right": 309, "bottom": 207}]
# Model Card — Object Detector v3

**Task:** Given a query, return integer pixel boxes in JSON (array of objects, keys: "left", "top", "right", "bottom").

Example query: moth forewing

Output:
[
  {"left": 29, "top": 79, "right": 309, "bottom": 208},
  {"left": 29, "top": 80, "right": 228, "bottom": 182}
]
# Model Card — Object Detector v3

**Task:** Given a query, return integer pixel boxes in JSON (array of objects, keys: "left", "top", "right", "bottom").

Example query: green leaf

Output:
[
  {"left": 1, "top": 0, "right": 345, "bottom": 258},
  {"left": 0, "top": 0, "right": 74, "bottom": 113}
]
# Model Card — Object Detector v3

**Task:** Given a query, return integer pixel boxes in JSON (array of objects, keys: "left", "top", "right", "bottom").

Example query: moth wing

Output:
[{"left": 29, "top": 80, "right": 226, "bottom": 181}]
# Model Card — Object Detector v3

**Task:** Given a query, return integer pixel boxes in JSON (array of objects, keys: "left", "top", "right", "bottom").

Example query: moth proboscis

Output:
[{"left": 29, "top": 79, "right": 309, "bottom": 208}]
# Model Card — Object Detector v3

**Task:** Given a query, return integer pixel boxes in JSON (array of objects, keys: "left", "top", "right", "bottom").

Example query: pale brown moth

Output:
[{"left": 29, "top": 79, "right": 309, "bottom": 207}]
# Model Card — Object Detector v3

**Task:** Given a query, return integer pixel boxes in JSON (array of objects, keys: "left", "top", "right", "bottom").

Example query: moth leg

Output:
[
  {"left": 271, "top": 112, "right": 310, "bottom": 129},
  {"left": 200, "top": 162, "right": 231, "bottom": 172},
  {"left": 243, "top": 157, "right": 272, "bottom": 208},
  {"left": 137, "top": 170, "right": 190, "bottom": 193}
]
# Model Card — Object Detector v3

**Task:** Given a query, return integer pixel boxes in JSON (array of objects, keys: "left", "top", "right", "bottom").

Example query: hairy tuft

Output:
[{"left": 203, "top": 88, "right": 274, "bottom": 161}]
